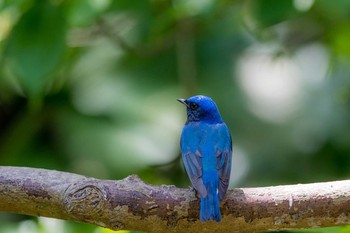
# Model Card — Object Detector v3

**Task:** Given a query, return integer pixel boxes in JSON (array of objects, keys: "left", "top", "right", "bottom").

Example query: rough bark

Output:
[{"left": 0, "top": 166, "right": 349, "bottom": 232}]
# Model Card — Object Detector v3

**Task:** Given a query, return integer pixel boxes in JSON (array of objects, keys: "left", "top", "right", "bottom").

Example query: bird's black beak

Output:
[{"left": 177, "top": 98, "right": 188, "bottom": 107}]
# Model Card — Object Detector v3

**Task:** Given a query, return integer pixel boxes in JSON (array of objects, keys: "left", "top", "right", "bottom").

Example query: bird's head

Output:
[{"left": 177, "top": 95, "right": 223, "bottom": 123}]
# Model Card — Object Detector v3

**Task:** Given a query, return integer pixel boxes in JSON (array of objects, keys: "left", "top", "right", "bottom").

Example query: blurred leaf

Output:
[
  {"left": 252, "top": 0, "right": 298, "bottom": 27},
  {"left": 62, "top": 221, "right": 97, "bottom": 233},
  {"left": 148, "top": 6, "right": 176, "bottom": 41},
  {"left": 293, "top": 225, "right": 350, "bottom": 233},
  {"left": 109, "top": 0, "right": 150, "bottom": 13},
  {"left": 331, "top": 24, "right": 350, "bottom": 56},
  {"left": 67, "top": 0, "right": 111, "bottom": 26},
  {"left": 5, "top": 1, "right": 67, "bottom": 100},
  {"left": 1, "top": 0, "right": 33, "bottom": 11},
  {"left": 317, "top": 0, "right": 350, "bottom": 20},
  {"left": 0, "top": 223, "right": 17, "bottom": 233}
]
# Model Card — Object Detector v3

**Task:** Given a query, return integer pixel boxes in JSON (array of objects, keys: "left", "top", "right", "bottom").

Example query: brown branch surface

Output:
[{"left": 0, "top": 166, "right": 349, "bottom": 232}]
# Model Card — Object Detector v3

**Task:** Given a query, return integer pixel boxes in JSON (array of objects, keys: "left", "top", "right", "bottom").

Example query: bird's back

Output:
[{"left": 178, "top": 95, "right": 232, "bottom": 222}]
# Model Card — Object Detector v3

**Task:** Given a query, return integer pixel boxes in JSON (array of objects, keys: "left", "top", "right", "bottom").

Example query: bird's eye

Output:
[{"left": 189, "top": 102, "right": 198, "bottom": 110}]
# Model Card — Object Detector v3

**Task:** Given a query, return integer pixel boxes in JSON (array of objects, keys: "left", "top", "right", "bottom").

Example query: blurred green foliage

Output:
[{"left": 1, "top": 0, "right": 350, "bottom": 232}]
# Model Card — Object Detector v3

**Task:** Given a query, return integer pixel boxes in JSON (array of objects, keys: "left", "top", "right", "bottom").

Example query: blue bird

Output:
[{"left": 178, "top": 95, "right": 232, "bottom": 222}]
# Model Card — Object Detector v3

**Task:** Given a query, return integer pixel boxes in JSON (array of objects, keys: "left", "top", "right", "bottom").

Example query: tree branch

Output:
[
  {"left": 95, "top": 17, "right": 175, "bottom": 58},
  {"left": 0, "top": 166, "right": 349, "bottom": 232}
]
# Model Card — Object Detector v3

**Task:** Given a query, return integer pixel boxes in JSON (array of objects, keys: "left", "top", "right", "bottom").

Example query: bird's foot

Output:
[{"left": 189, "top": 186, "right": 200, "bottom": 198}]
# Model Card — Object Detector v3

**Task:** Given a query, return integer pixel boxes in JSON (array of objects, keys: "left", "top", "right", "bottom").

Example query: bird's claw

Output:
[{"left": 189, "top": 186, "right": 200, "bottom": 198}]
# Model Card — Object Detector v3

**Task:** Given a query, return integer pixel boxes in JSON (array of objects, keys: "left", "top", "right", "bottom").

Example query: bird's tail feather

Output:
[{"left": 200, "top": 177, "right": 221, "bottom": 222}]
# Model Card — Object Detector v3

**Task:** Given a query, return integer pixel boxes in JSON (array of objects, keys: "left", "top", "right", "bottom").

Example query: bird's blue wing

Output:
[
  {"left": 216, "top": 124, "right": 232, "bottom": 201},
  {"left": 181, "top": 127, "right": 207, "bottom": 198},
  {"left": 182, "top": 150, "right": 207, "bottom": 198}
]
